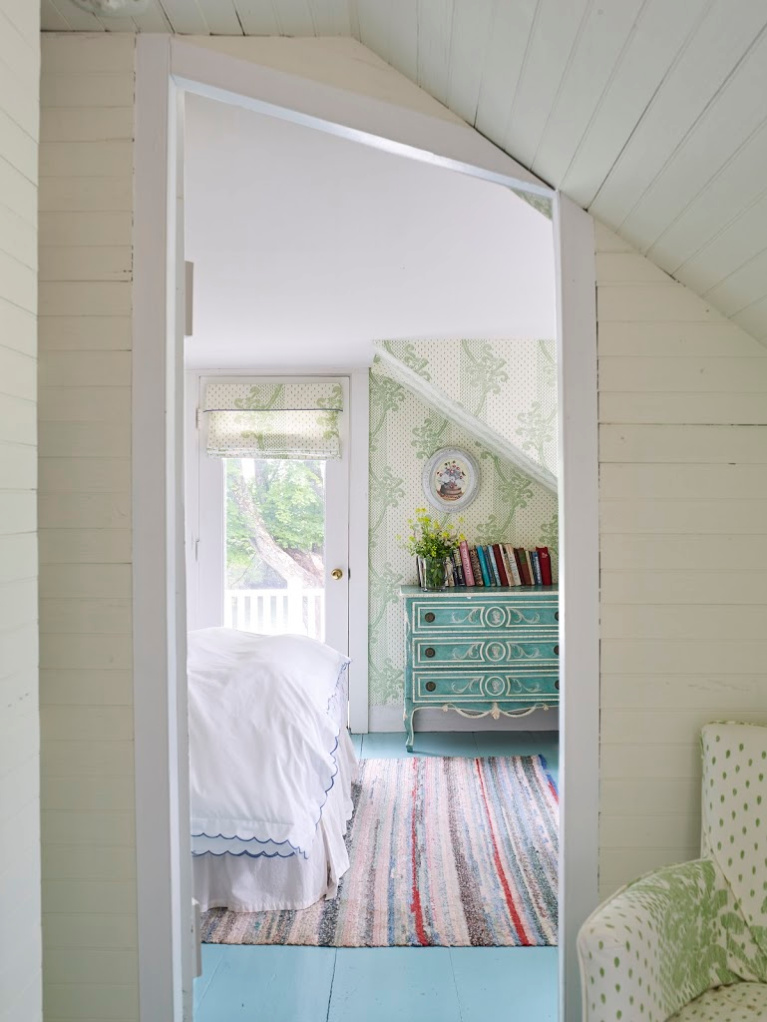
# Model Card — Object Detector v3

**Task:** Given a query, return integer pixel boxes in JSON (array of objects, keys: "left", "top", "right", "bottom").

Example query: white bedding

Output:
[
  {"left": 188, "top": 627, "right": 356, "bottom": 911},
  {"left": 193, "top": 728, "right": 357, "bottom": 911}
]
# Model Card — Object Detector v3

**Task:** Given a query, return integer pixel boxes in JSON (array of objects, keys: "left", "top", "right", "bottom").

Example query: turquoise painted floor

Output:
[{"left": 194, "top": 731, "right": 559, "bottom": 1022}]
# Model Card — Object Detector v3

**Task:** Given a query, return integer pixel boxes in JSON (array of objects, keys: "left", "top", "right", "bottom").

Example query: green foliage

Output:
[
  {"left": 226, "top": 475, "right": 258, "bottom": 571},
  {"left": 402, "top": 508, "right": 464, "bottom": 559},
  {"left": 225, "top": 459, "right": 324, "bottom": 581}
]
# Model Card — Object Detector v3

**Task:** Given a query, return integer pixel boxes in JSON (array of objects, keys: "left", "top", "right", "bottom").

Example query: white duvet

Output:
[{"left": 188, "top": 627, "right": 350, "bottom": 859}]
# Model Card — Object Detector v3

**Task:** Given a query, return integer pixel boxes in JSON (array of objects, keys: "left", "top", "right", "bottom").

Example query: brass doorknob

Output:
[{"left": 331, "top": 568, "right": 343, "bottom": 580}]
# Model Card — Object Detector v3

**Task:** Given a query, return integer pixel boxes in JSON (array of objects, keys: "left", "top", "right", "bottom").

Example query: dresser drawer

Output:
[
  {"left": 414, "top": 671, "right": 559, "bottom": 702},
  {"left": 401, "top": 585, "right": 559, "bottom": 750},
  {"left": 411, "top": 598, "right": 559, "bottom": 633},
  {"left": 413, "top": 636, "right": 559, "bottom": 669}
]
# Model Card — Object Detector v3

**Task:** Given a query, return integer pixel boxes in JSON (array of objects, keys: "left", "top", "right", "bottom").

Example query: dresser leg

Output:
[{"left": 404, "top": 704, "right": 415, "bottom": 753}]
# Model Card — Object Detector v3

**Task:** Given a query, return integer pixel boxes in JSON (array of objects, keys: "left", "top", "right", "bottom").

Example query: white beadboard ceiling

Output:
[{"left": 41, "top": 0, "right": 767, "bottom": 343}]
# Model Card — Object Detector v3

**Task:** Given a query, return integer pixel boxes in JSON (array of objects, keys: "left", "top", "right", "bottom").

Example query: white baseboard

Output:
[{"left": 368, "top": 705, "right": 559, "bottom": 733}]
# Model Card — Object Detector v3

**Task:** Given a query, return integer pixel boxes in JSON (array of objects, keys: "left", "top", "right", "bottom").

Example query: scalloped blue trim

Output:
[
  {"left": 191, "top": 660, "right": 350, "bottom": 858},
  {"left": 192, "top": 845, "right": 301, "bottom": 860}
]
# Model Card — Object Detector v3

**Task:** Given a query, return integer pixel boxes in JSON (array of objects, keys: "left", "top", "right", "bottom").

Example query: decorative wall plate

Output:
[{"left": 422, "top": 447, "right": 480, "bottom": 513}]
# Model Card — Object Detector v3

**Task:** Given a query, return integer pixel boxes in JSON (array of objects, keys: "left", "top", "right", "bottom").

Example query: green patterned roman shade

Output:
[{"left": 203, "top": 380, "right": 344, "bottom": 460}]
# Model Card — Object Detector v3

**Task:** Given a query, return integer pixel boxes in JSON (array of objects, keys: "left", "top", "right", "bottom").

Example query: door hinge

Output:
[{"left": 195, "top": 407, "right": 201, "bottom": 429}]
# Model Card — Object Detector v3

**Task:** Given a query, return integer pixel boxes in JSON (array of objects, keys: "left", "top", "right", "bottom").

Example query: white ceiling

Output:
[
  {"left": 42, "top": 0, "right": 767, "bottom": 344},
  {"left": 183, "top": 94, "right": 556, "bottom": 368}
]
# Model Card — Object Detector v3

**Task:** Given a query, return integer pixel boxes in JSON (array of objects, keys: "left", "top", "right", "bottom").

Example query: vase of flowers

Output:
[
  {"left": 403, "top": 508, "right": 464, "bottom": 591},
  {"left": 419, "top": 555, "right": 449, "bottom": 591}
]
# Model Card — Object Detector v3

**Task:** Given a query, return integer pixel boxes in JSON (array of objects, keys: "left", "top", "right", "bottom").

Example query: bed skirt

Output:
[{"left": 193, "top": 728, "right": 357, "bottom": 912}]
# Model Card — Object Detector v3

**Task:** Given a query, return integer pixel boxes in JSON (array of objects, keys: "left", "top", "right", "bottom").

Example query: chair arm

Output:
[{"left": 578, "top": 858, "right": 752, "bottom": 1022}]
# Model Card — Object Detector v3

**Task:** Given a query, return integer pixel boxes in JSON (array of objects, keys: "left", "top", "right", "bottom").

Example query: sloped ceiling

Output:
[{"left": 41, "top": 0, "right": 767, "bottom": 343}]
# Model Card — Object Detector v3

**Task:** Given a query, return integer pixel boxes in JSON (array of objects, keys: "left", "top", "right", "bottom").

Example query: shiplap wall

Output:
[
  {"left": 596, "top": 220, "right": 767, "bottom": 898},
  {"left": 34, "top": 33, "right": 767, "bottom": 997},
  {"left": 38, "top": 34, "right": 137, "bottom": 1022},
  {"left": 0, "top": 1, "right": 41, "bottom": 1020}
]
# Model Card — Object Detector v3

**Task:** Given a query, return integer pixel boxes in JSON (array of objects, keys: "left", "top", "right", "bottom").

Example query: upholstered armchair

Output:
[{"left": 578, "top": 722, "right": 767, "bottom": 1021}]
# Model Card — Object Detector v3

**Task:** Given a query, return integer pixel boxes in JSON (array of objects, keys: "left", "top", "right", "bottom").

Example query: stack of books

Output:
[{"left": 439, "top": 542, "right": 554, "bottom": 587}]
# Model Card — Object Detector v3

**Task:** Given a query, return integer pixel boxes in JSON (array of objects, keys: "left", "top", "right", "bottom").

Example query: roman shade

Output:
[{"left": 203, "top": 380, "right": 344, "bottom": 460}]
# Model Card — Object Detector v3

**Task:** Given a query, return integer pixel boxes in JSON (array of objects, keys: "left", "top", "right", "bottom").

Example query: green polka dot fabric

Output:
[
  {"left": 670, "top": 982, "right": 767, "bottom": 1020},
  {"left": 701, "top": 723, "right": 767, "bottom": 959},
  {"left": 578, "top": 723, "right": 767, "bottom": 1021}
]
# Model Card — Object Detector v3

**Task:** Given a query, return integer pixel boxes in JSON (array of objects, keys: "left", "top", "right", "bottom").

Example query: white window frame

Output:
[
  {"left": 133, "top": 36, "right": 598, "bottom": 1022},
  {"left": 185, "top": 369, "right": 369, "bottom": 732}
]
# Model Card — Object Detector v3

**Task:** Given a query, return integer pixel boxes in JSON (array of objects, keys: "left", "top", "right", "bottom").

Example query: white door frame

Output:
[{"left": 133, "top": 35, "right": 599, "bottom": 1022}]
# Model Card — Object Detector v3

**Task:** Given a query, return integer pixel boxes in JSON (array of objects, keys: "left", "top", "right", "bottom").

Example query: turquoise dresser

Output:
[{"left": 401, "top": 586, "right": 559, "bottom": 751}]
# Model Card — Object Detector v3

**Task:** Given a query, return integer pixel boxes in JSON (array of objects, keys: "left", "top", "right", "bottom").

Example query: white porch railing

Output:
[{"left": 225, "top": 587, "right": 325, "bottom": 641}]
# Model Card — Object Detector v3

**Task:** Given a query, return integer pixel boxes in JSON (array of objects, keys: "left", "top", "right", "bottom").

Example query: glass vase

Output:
[{"left": 420, "top": 555, "right": 448, "bottom": 591}]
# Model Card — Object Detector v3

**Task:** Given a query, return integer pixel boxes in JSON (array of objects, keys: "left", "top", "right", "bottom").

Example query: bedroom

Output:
[
  {"left": 8, "top": 6, "right": 767, "bottom": 1022},
  {"left": 182, "top": 88, "right": 562, "bottom": 1019}
]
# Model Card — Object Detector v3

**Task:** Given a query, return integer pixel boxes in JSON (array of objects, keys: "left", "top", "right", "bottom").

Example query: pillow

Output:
[{"left": 188, "top": 627, "right": 350, "bottom": 715}]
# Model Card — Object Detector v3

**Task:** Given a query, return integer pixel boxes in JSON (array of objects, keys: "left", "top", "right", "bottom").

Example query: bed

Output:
[{"left": 188, "top": 627, "right": 357, "bottom": 913}]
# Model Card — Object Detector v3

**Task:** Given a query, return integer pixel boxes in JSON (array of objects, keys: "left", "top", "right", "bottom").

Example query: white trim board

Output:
[
  {"left": 133, "top": 35, "right": 191, "bottom": 1022},
  {"left": 133, "top": 35, "right": 599, "bottom": 1022},
  {"left": 369, "top": 706, "right": 559, "bottom": 733},
  {"left": 553, "top": 194, "right": 600, "bottom": 1021},
  {"left": 348, "top": 367, "right": 370, "bottom": 734},
  {"left": 171, "top": 39, "right": 550, "bottom": 196}
]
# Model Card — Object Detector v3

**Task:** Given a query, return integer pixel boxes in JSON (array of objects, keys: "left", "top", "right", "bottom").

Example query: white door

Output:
[{"left": 189, "top": 376, "right": 350, "bottom": 660}]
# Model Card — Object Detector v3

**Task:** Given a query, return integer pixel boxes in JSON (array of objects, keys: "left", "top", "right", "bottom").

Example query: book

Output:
[
  {"left": 536, "top": 546, "right": 552, "bottom": 586},
  {"left": 504, "top": 543, "right": 522, "bottom": 586},
  {"left": 459, "top": 540, "right": 475, "bottom": 586},
  {"left": 486, "top": 545, "right": 502, "bottom": 586},
  {"left": 446, "top": 557, "right": 455, "bottom": 586},
  {"left": 502, "top": 545, "right": 520, "bottom": 587},
  {"left": 492, "top": 543, "right": 509, "bottom": 586},
  {"left": 514, "top": 547, "right": 531, "bottom": 586},
  {"left": 469, "top": 547, "right": 484, "bottom": 587},
  {"left": 476, "top": 545, "right": 492, "bottom": 586},
  {"left": 530, "top": 549, "right": 543, "bottom": 585},
  {"left": 452, "top": 548, "right": 465, "bottom": 586},
  {"left": 524, "top": 549, "right": 535, "bottom": 586},
  {"left": 482, "top": 546, "right": 493, "bottom": 585}
]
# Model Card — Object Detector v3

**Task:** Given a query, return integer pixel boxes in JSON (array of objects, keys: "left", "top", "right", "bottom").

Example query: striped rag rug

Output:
[{"left": 202, "top": 755, "right": 558, "bottom": 947}]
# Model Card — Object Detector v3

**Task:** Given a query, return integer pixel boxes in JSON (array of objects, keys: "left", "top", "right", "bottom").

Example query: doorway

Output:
[{"left": 132, "top": 36, "right": 598, "bottom": 1022}]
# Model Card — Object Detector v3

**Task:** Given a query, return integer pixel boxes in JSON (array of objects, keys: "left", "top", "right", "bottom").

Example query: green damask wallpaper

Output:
[
  {"left": 368, "top": 339, "right": 558, "bottom": 710},
  {"left": 381, "top": 338, "right": 558, "bottom": 475}
]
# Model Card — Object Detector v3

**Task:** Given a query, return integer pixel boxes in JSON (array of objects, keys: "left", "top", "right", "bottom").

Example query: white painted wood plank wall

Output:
[
  {"left": 38, "top": 34, "right": 138, "bottom": 1022},
  {"left": 34, "top": 33, "right": 767, "bottom": 1002},
  {"left": 596, "top": 220, "right": 767, "bottom": 899},
  {"left": 0, "top": 2, "right": 41, "bottom": 1020}
]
